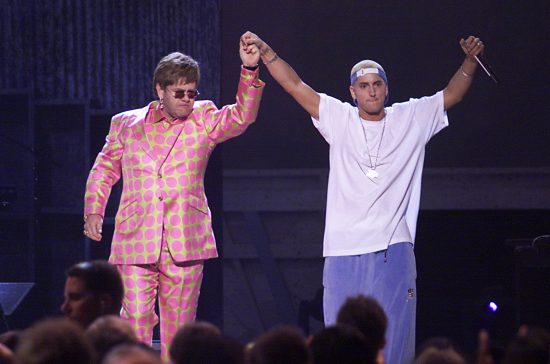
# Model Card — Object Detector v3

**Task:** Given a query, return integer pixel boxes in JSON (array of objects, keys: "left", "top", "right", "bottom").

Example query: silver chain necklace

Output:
[{"left": 359, "top": 113, "right": 386, "bottom": 179}]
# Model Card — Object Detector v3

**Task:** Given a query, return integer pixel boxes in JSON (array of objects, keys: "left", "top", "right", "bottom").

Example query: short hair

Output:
[
  {"left": 246, "top": 326, "right": 310, "bottom": 364},
  {"left": 415, "top": 347, "right": 466, "bottom": 364},
  {"left": 0, "top": 330, "right": 21, "bottom": 352},
  {"left": 102, "top": 343, "right": 161, "bottom": 364},
  {"left": 170, "top": 321, "right": 233, "bottom": 364},
  {"left": 66, "top": 260, "right": 124, "bottom": 314},
  {"left": 310, "top": 324, "right": 376, "bottom": 364},
  {"left": 86, "top": 315, "right": 138, "bottom": 363},
  {"left": 415, "top": 337, "right": 466, "bottom": 364},
  {"left": 336, "top": 295, "right": 388, "bottom": 350},
  {"left": 502, "top": 326, "right": 550, "bottom": 364},
  {"left": 152, "top": 52, "right": 200, "bottom": 97},
  {"left": 15, "top": 318, "right": 94, "bottom": 364}
]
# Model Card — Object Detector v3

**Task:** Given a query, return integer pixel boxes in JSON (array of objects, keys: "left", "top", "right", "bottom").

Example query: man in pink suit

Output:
[{"left": 82, "top": 38, "right": 264, "bottom": 360}]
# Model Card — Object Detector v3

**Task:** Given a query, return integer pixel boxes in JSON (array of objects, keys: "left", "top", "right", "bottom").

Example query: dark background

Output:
[
  {"left": 221, "top": 0, "right": 550, "bottom": 169},
  {"left": 1, "top": 0, "right": 549, "bottom": 354}
]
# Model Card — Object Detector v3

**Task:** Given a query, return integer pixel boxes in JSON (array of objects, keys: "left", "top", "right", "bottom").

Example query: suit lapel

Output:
[{"left": 129, "top": 103, "right": 156, "bottom": 161}]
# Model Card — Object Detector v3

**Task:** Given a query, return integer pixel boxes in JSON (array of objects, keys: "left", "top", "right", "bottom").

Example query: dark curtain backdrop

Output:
[{"left": 1, "top": 0, "right": 221, "bottom": 110}]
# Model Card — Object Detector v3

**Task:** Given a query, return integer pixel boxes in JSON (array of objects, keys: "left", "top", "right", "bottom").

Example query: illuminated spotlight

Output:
[{"left": 487, "top": 301, "right": 498, "bottom": 312}]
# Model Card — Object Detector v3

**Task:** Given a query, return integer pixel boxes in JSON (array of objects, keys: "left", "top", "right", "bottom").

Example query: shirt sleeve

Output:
[
  {"left": 409, "top": 90, "right": 449, "bottom": 144},
  {"left": 311, "top": 93, "right": 351, "bottom": 145}
]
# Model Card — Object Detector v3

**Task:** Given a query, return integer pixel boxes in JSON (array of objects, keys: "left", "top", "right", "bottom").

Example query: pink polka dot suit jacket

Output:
[{"left": 84, "top": 68, "right": 264, "bottom": 265}]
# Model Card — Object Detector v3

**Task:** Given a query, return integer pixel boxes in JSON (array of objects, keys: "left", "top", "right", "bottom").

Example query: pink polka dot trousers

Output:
[{"left": 117, "top": 242, "right": 204, "bottom": 363}]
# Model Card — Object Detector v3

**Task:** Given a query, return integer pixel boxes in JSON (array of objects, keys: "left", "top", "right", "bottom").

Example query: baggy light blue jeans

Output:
[{"left": 323, "top": 242, "right": 417, "bottom": 364}]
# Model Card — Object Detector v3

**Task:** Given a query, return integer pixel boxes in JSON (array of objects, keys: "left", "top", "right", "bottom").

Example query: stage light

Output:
[{"left": 488, "top": 301, "right": 498, "bottom": 312}]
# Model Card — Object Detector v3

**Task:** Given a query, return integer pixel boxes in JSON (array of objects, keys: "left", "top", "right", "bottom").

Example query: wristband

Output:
[{"left": 243, "top": 64, "right": 259, "bottom": 71}]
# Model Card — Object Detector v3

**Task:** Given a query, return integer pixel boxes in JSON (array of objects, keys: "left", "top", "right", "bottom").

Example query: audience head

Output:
[
  {"left": 310, "top": 324, "right": 376, "bottom": 364},
  {"left": 14, "top": 318, "right": 94, "bottom": 364},
  {"left": 0, "top": 331, "right": 20, "bottom": 364},
  {"left": 102, "top": 343, "right": 161, "bottom": 364},
  {"left": 245, "top": 325, "right": 310, "bottom": 364},
  {"left": 337, "top": 295, "right": 388, "bottom": 363},
  {"left": 0, "top": 330, "right": 21, "bottom": 353},
  {"left": 415, "top": 347, "right": 466, "bottom": 364},
  {"left": 0, "top": 343, "right": 13, "bottom": 364},
  {"left": 86, "top": 315, "right": 138, "bottom": 363},
  {"left": 170, "top": 321, "right": 242, "bottom": 364},
  {"left": 415, "top": 336, "right": 466, "bottom": 364},
  {"left": 61, "top": 260, "right": 124, "bottom": 327},
  {"left": 337, "top": 295, "right": 387, "bottom": 347},
  {"left": 502, "top": 325, "right": 550, "bottom": 364}
]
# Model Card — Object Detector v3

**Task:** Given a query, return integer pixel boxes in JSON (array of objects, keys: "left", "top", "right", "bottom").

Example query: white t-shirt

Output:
[{"left": 312, "top": 91, "right": 448, "bottom": 256}]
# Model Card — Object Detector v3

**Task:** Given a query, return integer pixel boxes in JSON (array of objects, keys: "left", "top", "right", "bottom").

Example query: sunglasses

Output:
[{"left": 168, "top": 89, "right": 200, "bottom": 99}]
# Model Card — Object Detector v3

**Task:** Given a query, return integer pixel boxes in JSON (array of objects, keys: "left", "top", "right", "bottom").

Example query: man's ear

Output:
[
  {"left": 155, "top": 83, "right": 164, "bottom": 99},
  {"left": 349, "top": 85, "right": 356, "bottom": 99},
  {"left": 98, "top": 294, "right": 113, "bottom": 313},
  {"left": 349, "top": 85, "right": 357, "bottom": 105}
]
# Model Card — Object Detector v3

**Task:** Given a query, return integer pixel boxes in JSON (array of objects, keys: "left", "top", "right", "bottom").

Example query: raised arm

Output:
[
  {"left": 241, "top": 31, "right": 320, "bottom": 119},
  {"left": 443, "top": 35, "right": 485, "bottom": 111}
]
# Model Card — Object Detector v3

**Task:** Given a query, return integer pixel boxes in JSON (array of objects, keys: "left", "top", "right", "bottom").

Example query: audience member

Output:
[
  {"left": 169, "top": 321, "right": 243, "bottom": 364},
  {"left": 0, "top": 331, "right": 19, "bottom": 364},
  {"left": 245, "top": 325, "right": 310, "bottom": 364},
  {"left": 416, "top": 336, "right": 465, "bottom": 358},
  {"left": 502, "top": 325, "right": 550, "bottom": 364},
  {"left": 14, "top": 318, "right": 94, "bottom": 364},
  {"left": 415, "top": 346, "right": 466, "bottom": 364},
  {"left": 0, "top": 342, "right": 13, "bottom": 364},
  {"left": 0, "top": 331, "right": 20, "bottom": 354},
  {"left": 102, "top": 343, "right": 161, "bottom": 364},
  {"left": 474, "top": 329, "right": 498, "bottom": 364},
  {"left": 61, "top": 260, "right": 124, "bottom": 328},
  {"left": 218, "top": 335, "right": 246, "bottom": 364},
  {"left": 86, "top": 315, "right": 138, "bottom": 363},
  {"left": 4, "top": 269, "right": 548, "bottom": 364},
  {"left": 310, "top": 324, "right": 376, "bottom": 364},
  {"left": 337, "top": 295, "right": 387, "bottom": 363}
]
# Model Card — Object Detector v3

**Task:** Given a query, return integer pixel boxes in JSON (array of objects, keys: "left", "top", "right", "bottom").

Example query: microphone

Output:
[{"left": 474, "top": 54, "right": 500, "bottom": 84}]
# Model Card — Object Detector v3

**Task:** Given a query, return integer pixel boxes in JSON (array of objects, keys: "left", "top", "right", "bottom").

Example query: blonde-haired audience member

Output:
[
  {"left": 86, "top": 315, "right": 139, "bottom": 363},
  {"left": 102, "top": 344, "right": 161, "bottom": 364}
]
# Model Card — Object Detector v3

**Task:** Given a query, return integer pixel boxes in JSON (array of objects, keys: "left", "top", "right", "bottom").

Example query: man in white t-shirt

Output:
[{"left": 241, "top": 31, "right": 485, "bottom": 364}]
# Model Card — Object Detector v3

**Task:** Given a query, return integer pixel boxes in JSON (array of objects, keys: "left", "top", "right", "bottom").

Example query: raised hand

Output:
[
  {"left": 460, "top": 35, "right": 485, "bottom": 60},
  {"left": 239, "top": 31, "right": 261, "bottom": 67}
]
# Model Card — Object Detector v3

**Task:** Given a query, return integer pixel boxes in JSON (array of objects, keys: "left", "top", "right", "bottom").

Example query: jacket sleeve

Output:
[
  {"left": 203, "top": 66, "right": 265, "bottom": 143},
  {"left": 84, "top": 113, "right": 125, "bottom": 217}
]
